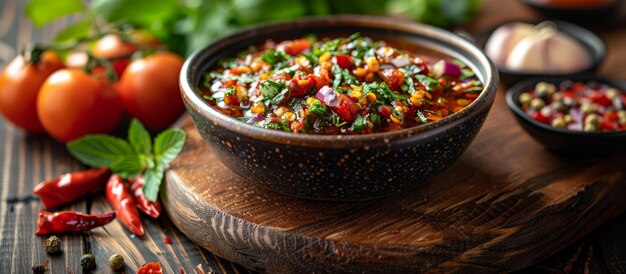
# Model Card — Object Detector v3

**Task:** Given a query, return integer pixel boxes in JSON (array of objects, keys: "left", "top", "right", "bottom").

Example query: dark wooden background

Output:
[{"left": 1, "top": 0, "right": 626, "bottom": 273}]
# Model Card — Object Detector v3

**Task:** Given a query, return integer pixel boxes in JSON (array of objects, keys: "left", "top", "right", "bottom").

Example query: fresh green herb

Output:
[
  {"left": 262, "top": 49, "right": 288, "bottom": 66},
  {"left": 460, "top": 68, "right": 475, "bottom": 80},
  {"left": 351, "top": 115, "right": 367, "bottom": 132},
  {"left": 302, "top": 52, "right": 318, "bottom": 66},
  {"left": 259, "top": 80, "right": 284, "bottom": 99},
  {"left": 415, "top": 75, "right": 443, "bottom": 92},
  {"left": 267, "top": 122, "right": 290, "bottom": 131},
  {"left": 363, "top": 82, "right": 407, "bottom": 103},
  {"left": 224, "top": 86, "right": 235, "bottom": 96},
  {"left": 310, "top": 100, "right": 328, "bottom": 116},
  {"left": 203, "top": 95, "right": 215, "bottom": 101},
  {"left": 331, "top": 64, "right": 360, "bottom": 88},
  {"left": 67, "top": 119, "right": 186, "bottom": 202},
  {"left": 331, "top": 114, "right": 347, "bottom": 127},
  {"left": 370, "top": 113, "right": 381, "bottom": 123}
]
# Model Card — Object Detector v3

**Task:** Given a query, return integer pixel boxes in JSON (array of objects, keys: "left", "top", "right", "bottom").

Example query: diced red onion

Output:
[
  {"left": 247, "top": 114, "right": 264, "bottom": 123},
  {"left": 431, "top": 60, "right": 461, "bottom": 78},
  {"left": 316, "top": 86, "right": 338, "bottom": 107}
]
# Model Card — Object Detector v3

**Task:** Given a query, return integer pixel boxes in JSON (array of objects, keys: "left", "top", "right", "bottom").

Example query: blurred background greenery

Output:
[{"left": 25, "top": 0, "right": 482, "bottom": 56}]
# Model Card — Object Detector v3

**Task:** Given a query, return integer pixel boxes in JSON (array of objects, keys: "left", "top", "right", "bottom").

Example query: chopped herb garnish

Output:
[
  {"left": 262, "top": 50, "right": 289, "bottom": 66},
  {"left": 351, "top": 114, "right": 367, "bottom": 132},
  {"left": 310, "top": 100, "right": 328, "bottom": 116}
]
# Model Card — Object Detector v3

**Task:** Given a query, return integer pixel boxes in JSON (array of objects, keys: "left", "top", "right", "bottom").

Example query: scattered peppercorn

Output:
[
  {"left": 108, "top": 254, "right": 125, "bottom": 271},
  {"left": 44, "top": 235, "right": 61, "bottom": 255},
  {"left": 80, "top": 254, "right": 96, "bottom": 270}
]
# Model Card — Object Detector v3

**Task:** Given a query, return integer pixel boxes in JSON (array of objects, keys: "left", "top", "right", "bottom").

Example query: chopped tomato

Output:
[
  {"left": 288, "top": 75, "right": 316, "bottom": 97},
  {"left": 282, "top": 39, "right": 310, "bottom": 56},
  {"left": 334, "top": 55, "right": 354, "bottom": 69},
  {"left": 137, "top": 262, "right": 163, "bottom": 274},
  {"left": 378, "top": 69, "right": 404, "bottom": 91}
]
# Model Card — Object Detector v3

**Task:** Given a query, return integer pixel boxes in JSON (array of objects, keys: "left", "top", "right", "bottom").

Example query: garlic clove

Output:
[{"left": 485, "top": 23, "right": 535, "bottom": 65}]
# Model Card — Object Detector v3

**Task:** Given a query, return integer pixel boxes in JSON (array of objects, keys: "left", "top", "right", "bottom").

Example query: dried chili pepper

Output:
[
  {"left": 36, "top": 210, "right": 116, "bottom": 235},
  {"left": 130, "top": 176, "right": 162, "bottom": 218},
  {"left": 33, "top": 168, "right": 110, "bottom": 209},
  {"left": 32, "top": 259, "right": 49, "bottom": 273},
  {"left": 106, "top": 175, "right": 144, "bottom": 236},
  {"left": 137, "top": 262, "right": 162, "bottom": 274}
]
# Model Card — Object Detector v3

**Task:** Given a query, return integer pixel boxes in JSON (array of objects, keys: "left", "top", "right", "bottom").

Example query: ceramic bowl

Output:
[
  {"left": 506, "top": 76, "right": 626, "bottom": 155},
  {"left": 180, "top": 15, "right": 499, "bottom": 200},
  {"left": 474, "top": 20, "right": 606, "bottom": 86},
  {"left": 520, "top": 0, "right": 623, "bottom": 22}
]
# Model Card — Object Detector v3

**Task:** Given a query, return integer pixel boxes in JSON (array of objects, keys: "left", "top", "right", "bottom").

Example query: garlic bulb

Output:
[
  {"left": 485, "top": 22, "right": 535, "bottom": 65},
  {"left": 485, "top": 21, "right": 591, "bottom": 74}
]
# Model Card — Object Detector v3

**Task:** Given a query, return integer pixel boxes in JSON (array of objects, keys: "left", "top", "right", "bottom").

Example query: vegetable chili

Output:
[
  {"left": 36, "top": 210, "right": 116, "bottom": 235},
  {"left": 201, "top": 33, "right": 483, "bottom": 134},
  {"left": 32, "top": 167, "right": 110, "bottom": 209},
  {"left": 105, "top": 174, "right": 144, "bottom": 236}
]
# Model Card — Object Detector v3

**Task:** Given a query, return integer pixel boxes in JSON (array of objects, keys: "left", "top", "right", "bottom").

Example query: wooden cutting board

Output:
[{"left": 162, "top": 93, "right": 626, "bottom": 273}]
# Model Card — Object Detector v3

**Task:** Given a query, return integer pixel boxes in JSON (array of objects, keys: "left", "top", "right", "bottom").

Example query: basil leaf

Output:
[
  {"left": 66, "top": 135, "right": 133, "bottom": 167},
  {"left": 128, "top": 119, "right": 152, "bottom": 156},
  {"left": 91, "top": 0, "right": 180, "bottom": 26},
  {"left": 25, "top": 0, "right": 85, "bottom": 27},
  {"left": 54, "top": 17, "right": 92, "bottom": 43},
  {"left": 143, "top": 164, "right": 164, "bottom": 202},
  {"left": 110, "top": 155, "right": 144, "bottom": 179},
  {"left": 153, "top": 129, "right": 186, "bottom": 166}
]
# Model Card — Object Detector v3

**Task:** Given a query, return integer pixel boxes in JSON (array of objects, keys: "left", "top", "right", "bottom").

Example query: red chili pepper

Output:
[
  {"left": 130, "top": 176, "right": 162, "bottom": 219},
  {"left": 106, "top": 175, "right": 144, "bottom": 236},
  {"left": 36, "top": 210, "right": 116, "bottom": 235},
  {"left": 163, "top": 236, "right": 171, "bottom": 244},
  {"left": 137, "top": 262, "right": 162, "bottom": 274},
  {"left": 33, "top": 168, "right": 110, "bottom": 209}
]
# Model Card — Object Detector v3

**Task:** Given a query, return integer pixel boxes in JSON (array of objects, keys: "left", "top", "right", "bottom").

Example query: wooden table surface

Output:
[{"left": 1, "top": 0, "right": 626, "bottom": 273}]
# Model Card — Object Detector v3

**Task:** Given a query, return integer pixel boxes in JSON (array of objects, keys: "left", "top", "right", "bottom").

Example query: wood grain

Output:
[
  {"left": 0, "top": 0, "right": 251, "bottom": 273},
  {"left": 1, "top": 0, "right": 626, "bottom": 273},
  {"left": 163, "top": 89, "right": 626, "bottom": 272}
]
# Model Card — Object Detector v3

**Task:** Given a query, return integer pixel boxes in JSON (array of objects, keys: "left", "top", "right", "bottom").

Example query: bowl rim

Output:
[
  {"left": 505, "top": 76, "right": 626, "bottom": 137},
  {"left": 475, "top": 19, "right": 607, "bottom": 77},
  {"left": 180, "top": 15, "right": 499, "bottom": 147}
]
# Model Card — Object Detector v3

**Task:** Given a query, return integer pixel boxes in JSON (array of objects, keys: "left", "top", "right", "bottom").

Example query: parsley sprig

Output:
[{"left": 66, "top": 119, "right": 186, "bottom": 202}]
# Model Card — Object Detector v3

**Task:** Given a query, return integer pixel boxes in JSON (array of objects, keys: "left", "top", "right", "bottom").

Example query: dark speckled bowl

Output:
[{"left": 180, "top": 16, "right": 499, "bottom": 201}]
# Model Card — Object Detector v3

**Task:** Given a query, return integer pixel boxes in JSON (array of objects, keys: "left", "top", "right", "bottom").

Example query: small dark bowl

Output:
[
  {"left": 180, "top": 15, "right": 499, "bottom": 201},
  {"left": 520, "top": 0, "right": 623, "bottom": 22},
  {"left": 475, "top": 20, "right": 606, "bottom": 86},
  {"left": 506, "top": 76, "right": 626, "bottom": 155}
]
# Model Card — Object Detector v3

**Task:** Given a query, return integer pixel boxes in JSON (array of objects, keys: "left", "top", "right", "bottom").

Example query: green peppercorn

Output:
[
  {"left": 551, "top": 101, "right": 567, "bottom": 113},
  {"left": 584, "top": 123, "right": 598, "bottom": 132},
  {"left": 108, "top": 254, "right": 125, "bottom": 271},
  {"left": 552, "top": 118, "right": 567, "bottom": 128},
  {"left": 81, "top": 254, "right": 96, "bottom": 270},
  {"left": 581, "top": 103, "right": 598, "bottom": 114},
  {"left": 564, "top": 114, "right": 574, "bottom": 123},
  {"left": 585, "top": 113, "right": 600, "bottom": 126},
  {"left": 607, "top": 88, "right": 619, "bottom": 100},
  {"left": 530, "top": 98, "right": 545, "bottom": 110},
  {"left": 44, "top": 235, "right": 61, "bottom": 255},
  {"left": 519, "top": 92, "right": 533, "bottom": 105},
  {"left": 535, "top": 82, "right": 556, "bottom": 98}
]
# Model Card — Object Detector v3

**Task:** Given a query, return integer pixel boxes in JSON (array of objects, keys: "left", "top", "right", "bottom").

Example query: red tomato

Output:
[
  {"left": 37, "top": 69, "right": 122, "bottom": 142},
  {"left": 378, "top": 69, "right": 405, "bottom": 91},
  {"left": 0, "top": 51, "right": 64, "bottom": 132},
  {"left": 117, "top": 52, "right": 185, "bottom": 131},
  {"left": 334, "top": 55, "right": 354, "bottom": 69},
  {"left": 137, "top": 262, "right": 163, "bottom": 274},
  {"left": 288, "top": 75, "right": 316, "bottom": 97},
  {"left": 281, "top": 39, "right": 310, "bottom": 56}
]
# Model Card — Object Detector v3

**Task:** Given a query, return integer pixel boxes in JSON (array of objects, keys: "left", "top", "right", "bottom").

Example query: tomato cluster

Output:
[{"left": 0, "top": 32, "right": 185, "bottom": 142}]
